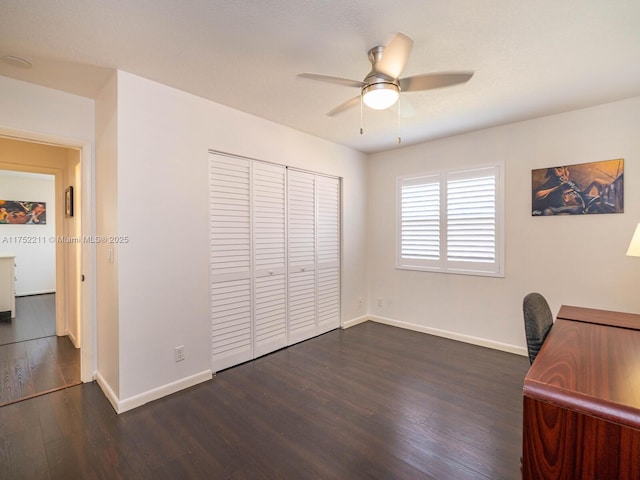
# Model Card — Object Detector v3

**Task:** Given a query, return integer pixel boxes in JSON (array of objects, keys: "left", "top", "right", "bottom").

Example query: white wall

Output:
[
  {"left": 95, "top": 72, "right": 120, "bottom": 396},
  {"left": 0, "top": 171, "right": 56, "bottom": 295},
  {"left": 0, "top": 76, "right": 94, "bottom": 144},
  {"left": 100, "top": 71, "right": 367, "bottom": 410},
  {"left": 366, "top": 96, "right": 640, "bottom": 354}
]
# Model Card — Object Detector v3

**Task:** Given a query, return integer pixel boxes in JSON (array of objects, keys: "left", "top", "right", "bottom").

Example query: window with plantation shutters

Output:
[{"left": 397, "top": 165, "right": 504, "bottom": 277}]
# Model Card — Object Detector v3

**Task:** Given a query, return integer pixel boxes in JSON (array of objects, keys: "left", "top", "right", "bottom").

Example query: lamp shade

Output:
[
  {"left": 626, "top": 223, "right": 640, "bottom": 257},
  {"left": 362, "top": 83, "right": 399, "bottom": 110}
]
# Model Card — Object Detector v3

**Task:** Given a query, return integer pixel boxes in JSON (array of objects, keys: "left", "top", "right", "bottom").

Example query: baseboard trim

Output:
[
  {"left": 367, "top": 315, "right": 528, "bottom": 357},
  {"left": 15, "top": 290, "right": 56, "bottom": 297},
  {"left": 66, "top": 329, "right": 79, "bottom": 348},
  {"left": 95, "top": 372, "right": 120, "bottom": 413},
  {"left": 341, "top": 315, "right": 369, "bottom": 329},
  {"left": 115, "top": 370, "right": 213, "bottom": 414}
]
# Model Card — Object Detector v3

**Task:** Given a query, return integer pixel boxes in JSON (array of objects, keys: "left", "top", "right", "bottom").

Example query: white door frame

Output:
[{"left": 0, "top": 127, "right": 96, "bottom": 383}]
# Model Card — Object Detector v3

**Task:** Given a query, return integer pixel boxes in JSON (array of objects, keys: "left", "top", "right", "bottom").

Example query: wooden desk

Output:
[
  {"left": 522, "top": 307, "right": 640, "bottom": 479},
  {"left": 557, "top": 304, "right": 640, "bottom": 330}
]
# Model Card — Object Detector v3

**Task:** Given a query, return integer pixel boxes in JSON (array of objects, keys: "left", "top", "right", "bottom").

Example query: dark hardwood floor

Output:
[
  {"left": 0, "top": 321, "right": 529, "bottom": 479},
  {"left": 0, "top": 294, "right": 56, "bottom": 346},
  {"left": 0, "top": 294, "right": 80, "bottom": 407}
]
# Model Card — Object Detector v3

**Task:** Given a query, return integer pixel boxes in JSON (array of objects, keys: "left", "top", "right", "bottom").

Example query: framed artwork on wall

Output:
[
  {"left": 531, "top": 158, "right": 624, "bottom": 216},
  {"left": 0, "top": 200, "right": 47, "bottom": 224},
  {"left": 65, "top": 186, "right": 74, "bottom": 217}
]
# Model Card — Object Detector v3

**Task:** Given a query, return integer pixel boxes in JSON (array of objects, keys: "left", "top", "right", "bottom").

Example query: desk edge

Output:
[{"left": 524, "top": 379, "right": 640, "bottom": 431}]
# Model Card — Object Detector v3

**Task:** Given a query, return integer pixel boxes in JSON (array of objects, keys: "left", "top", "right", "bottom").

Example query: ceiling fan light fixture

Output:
[{"left": 362, "top": 82, "right": 399, "bottom": 110}]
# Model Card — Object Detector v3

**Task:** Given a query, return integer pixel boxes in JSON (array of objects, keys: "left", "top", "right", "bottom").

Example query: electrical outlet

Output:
[
  {"left": 358, "top": 297, "right": 363, "bottom": 306},
  {"left": 175, "top": 345, "right": 185, "bottom": 362},
  {"left": 377, "top": 298, "right": 383, "bottom": 307}
]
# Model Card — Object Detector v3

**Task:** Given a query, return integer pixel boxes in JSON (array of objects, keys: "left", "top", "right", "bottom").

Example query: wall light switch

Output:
[{"left": 175, "top": 345, "right": 185, "bottom": 362}]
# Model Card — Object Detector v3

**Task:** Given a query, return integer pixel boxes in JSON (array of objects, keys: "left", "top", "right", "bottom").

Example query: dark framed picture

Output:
[
  {"left": 531, "top": 159, "right": 624, "bottom": 216},
  {"left": 65, "top": 186, "right": 74, "bottom": 217}
]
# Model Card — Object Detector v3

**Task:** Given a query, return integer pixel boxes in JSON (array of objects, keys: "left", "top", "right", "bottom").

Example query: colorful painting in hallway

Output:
[{"left": 0, "top": 200, "right": 47, "bottom": 224}]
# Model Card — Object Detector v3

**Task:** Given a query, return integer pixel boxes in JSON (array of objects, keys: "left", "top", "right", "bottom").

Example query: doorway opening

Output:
[{"left": 0, "top": 138, "right": 84, "bottom": 406}]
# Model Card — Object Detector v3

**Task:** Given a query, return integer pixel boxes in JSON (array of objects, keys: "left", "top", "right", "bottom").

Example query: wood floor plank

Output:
[
  {"left": 0, "top": 294, "right": 56, "bottom": 346},
  {"left": 0, "top": 426, "right": 50, "bottom": 479},
  {"left": 0, "top": 321, "right": 529, "bottom": 479},
  {"left": 0, "top": 394, "right": 41, "bottom": 438},
  {"left": 0, "top": 294, "right": 80, "bottom": 406},
  {"left": 10, "top": 355, "right": 35, "bottom": 399},
  {"left": 0, "top": 335, "right": 80, "bottom": 406}
]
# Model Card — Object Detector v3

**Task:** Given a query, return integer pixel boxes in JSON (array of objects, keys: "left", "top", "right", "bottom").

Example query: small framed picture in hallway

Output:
[{"left": 65, "top": 186, "right": 74, "bottom": 217}]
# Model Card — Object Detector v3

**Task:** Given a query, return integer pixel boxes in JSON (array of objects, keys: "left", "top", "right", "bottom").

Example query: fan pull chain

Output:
[
  {"left": 397, "top": 97, "right": 402, "bottom": 144},
  {"left": 360, "top": 95, "right": 364, "bottom": 135}
]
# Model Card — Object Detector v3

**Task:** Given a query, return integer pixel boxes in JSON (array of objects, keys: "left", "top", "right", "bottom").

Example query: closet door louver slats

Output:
[
  {"left": 253, "top": 162, "right": 287, "bottom": 357},
  {"left": 210, "top": 153, "right": 341, "bottom": 371},
  {"left": 316, "top": 175, "right": 340, "bottom": 334},
  {"left": 287, "top": 170, "right": 317, "bottom": 344},
  {"left": 210, "top": 156, "right": 253, "bottom": 371}
]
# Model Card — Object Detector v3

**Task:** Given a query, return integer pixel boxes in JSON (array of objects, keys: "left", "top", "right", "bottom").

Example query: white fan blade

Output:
[
  {"left": 327, "top": 96, "right": 360, "bottom": 116},
  {"left": 375, "top": 33, "right": 413, "bottom": 79},
  {"left": 298, "top": 73, "right": 365, "bottom": 88},
  {"left": 398, "top": 96, "right": 417, "bottom": 119},
  {"left": 399, "top": 72, "right": 474, "bottom": 92}
]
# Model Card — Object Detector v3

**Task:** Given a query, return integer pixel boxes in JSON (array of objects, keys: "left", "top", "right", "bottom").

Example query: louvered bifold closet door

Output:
[
  {"left": 252, "top": 162, "right": 287, "bottom": 357},
  {"left": 209, "top": 154, "right": 253, "bottom": 372},
  {"left": 287, "top": 169, "right": 317, "bottom": 344},
  {"left": 316, "top": 175, "right": 340, "bottom": 334}
]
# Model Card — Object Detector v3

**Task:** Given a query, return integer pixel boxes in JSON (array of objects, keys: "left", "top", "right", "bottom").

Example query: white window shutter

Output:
[
  {"left": 447, "top": 170, "right": 496, "bottom": 263},
  {"left": 446, "top": 166, "right": 501, "bottom": 275},
  {"left": 397, "top": 174, "right": 441, "bottom": 269}
]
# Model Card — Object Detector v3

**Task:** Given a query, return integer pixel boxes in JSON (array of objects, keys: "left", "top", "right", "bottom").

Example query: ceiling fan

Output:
[{"left": 298, "top": 33, "right": 473, "bottom": 116}]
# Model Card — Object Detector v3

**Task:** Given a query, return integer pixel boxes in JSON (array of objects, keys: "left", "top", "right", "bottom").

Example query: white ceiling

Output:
[{"left": 1, "top": 0, "right": 640, "bottom": 153}]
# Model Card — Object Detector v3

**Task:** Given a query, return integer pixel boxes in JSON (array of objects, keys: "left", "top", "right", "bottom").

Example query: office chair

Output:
[{"left": 523, "top": 292, "right": 553, "bottom": 365}]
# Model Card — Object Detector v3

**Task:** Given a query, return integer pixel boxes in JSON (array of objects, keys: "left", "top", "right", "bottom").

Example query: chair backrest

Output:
[{"left": 523, "top": 292, "right": 554, "bottom": 365}]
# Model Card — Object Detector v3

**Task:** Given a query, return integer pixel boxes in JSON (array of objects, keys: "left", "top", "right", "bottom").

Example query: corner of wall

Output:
[{"left": 106, "top": 370, "right": 213, "bottom": 414}]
